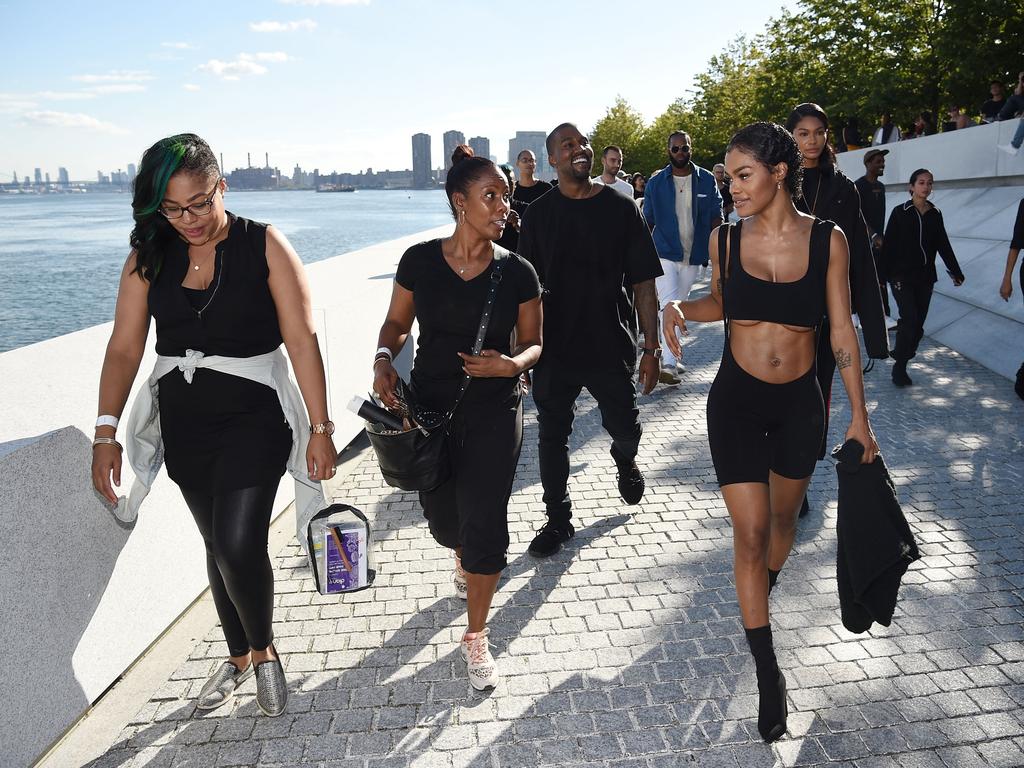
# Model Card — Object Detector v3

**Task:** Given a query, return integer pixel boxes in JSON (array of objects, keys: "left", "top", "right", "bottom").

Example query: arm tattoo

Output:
[
  {"left": 716, "top": 277, "right": 723, "bottom": 295},
  {"left": 835, "top": 348, "right": 852, "bottom": 370}
]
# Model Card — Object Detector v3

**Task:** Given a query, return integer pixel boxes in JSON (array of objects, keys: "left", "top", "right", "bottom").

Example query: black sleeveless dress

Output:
[{"left": 148, "top": 213, "right": 292, "bottom": 493}]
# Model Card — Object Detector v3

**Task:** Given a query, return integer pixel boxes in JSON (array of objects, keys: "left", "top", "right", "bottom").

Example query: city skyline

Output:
[{"left": 8, "top": 126, "right": 529, "bottom": 189}]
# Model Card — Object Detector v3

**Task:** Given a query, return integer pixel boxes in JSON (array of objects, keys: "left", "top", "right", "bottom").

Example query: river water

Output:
[{"left": 0, "top": 189, "right": 451, "bottom": 353}]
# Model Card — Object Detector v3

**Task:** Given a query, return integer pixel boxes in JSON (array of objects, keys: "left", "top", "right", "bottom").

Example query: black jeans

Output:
[
  {"left": 891, "top": 277, "right": 934, "bottom": 363},
  {"left": 181, "top": 482, "right": 279, "bottom": 656},
  {"left": 532, "top": 363, "right": 641, "bottom": 525}
]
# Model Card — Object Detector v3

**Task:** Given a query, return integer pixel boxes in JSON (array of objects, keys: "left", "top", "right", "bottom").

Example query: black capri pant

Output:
[
  {"left": 420, "top": 396, "right": 523, "bottom": 575},
  {"left": 707, "top": 344, "right": 825, "bottom": 486}
]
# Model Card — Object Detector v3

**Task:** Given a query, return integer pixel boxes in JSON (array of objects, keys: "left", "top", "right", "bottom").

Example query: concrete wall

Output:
[
  {"left": 837, "top": 120, "right": 1024, "bottom": 379},
  {"left": 0, "top": 224, "right": 450, "bottom": 767}
]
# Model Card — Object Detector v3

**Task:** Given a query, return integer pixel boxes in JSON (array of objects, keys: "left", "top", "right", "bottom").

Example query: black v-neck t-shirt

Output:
[{"left": 396, "top": 239, "right": 541, "bottom": 410}]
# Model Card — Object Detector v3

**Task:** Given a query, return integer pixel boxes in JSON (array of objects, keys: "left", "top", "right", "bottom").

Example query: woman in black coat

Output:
[
  {"left": 881, "top": 168, "right": 965, "bottom": 386},
  {"left": 785, "top": 103, "right": 888, "bottom": 516}
]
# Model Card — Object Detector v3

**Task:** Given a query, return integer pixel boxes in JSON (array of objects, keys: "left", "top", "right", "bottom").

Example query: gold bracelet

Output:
[{"left": 92, "top": 437, "right": 123, "bottom": 452}]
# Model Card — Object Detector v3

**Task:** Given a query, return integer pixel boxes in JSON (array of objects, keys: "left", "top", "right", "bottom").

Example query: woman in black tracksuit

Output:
[{"left": 881, "top": 168, "right": 965, "bottom": 386}]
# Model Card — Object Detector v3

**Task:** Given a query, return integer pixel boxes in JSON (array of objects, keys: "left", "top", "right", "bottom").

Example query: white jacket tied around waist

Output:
[{"left": 122, "top": 347, "right": 326, "bottom": 554}]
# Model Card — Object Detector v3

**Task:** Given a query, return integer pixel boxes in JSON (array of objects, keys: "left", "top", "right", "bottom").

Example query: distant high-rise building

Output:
[
  {"left": 469, "top": 136, "right": 490, "bottom": 161},
  {"left": 411, "top": 133, "right": 432, "bottom": 189},
  {"left": 127, "top": 163, "right": 136, "bottom": 183},
  {"left": 44, "top": 172, "right": 51, "bottom": 186},
  {"left": 34, "top": 168, "right": 42, "bottom": 186},
  {"left": 97, "top": 171, "right": 104, "bottom": 183},
  {"left": 443, "top": 130, "right": 465, "bottom": 173},
  {"left": 508, "top": 131, "right": 551, "bottom": 181},
  {"left": 58, "top": 167, "right": 69, "bottom": 187}
]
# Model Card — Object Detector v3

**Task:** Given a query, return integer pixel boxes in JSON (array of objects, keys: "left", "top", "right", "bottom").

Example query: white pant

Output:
[{"left": 657, "top": 259, "right": 700, "bottom": 367}]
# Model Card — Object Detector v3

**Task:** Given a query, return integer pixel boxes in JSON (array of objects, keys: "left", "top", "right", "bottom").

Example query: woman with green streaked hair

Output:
[{"left": 91, "top": 133, "right": 337, "bottom": 717}]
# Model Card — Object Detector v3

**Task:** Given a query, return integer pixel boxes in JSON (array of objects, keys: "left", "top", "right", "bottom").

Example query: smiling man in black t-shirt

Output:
[{"left": 518, "top": 122, "right": 664, "bottom": 557}]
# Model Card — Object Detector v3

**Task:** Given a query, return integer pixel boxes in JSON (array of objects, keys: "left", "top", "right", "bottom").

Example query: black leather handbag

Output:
[{"left": 365, "top": 247, "right": 510, "bottom": 492}]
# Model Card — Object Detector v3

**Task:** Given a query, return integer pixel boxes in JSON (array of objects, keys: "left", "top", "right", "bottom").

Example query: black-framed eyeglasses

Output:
[
  {"left": 670, "top": 145, "right": 691, "bottom": 154},
  {"left": 159, "top": 180, "right": 222, "bottom": 219}
]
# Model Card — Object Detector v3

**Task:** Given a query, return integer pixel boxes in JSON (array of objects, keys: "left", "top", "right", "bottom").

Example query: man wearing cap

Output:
[{"left": 855, "top": 148, "right": 892, "bottom": 318}]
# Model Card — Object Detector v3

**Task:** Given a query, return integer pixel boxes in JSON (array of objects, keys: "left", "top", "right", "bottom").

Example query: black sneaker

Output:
[
  {"left": 615, "top": 458, "right": 645, "bottom": 505},
  {"left": 528, "top": 521, "right": 575, "bottom": 558}
]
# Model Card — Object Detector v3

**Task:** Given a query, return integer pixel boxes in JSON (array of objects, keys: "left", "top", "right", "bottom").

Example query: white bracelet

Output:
[
  {"left": 96, "top": 415, "right": 119, "bottom": 429},
  {"left": 374, "top": 346, "right": 393, "bottom": 361}
]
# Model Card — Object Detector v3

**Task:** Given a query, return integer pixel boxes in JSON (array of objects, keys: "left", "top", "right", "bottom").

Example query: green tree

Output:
[{"left": 587, "top": 97, "right": 646, "bottom": 177}]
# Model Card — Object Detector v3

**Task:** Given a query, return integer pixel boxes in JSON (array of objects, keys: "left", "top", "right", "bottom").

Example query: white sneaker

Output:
[
  {"left": 998, "top": 143, "right": 1020, "bottom": 157},
  {"left": 461, "top": 628, "right": 499, "bottom": 690},
  {"left": 454, "top": 554, "right": 467, "bottom": 600}
]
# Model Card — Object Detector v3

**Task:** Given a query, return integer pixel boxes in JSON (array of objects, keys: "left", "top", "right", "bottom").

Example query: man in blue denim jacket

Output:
[{"left": 642, "top": 131, "right": 722, "bottom": 382}]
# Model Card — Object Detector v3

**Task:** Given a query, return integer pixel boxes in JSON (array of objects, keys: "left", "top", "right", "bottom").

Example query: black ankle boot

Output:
[
  {"left": 892, "top": 360, "right": 912, "bottom": 387},
  {"left": 744, "top": 625, "right": 788, "bottom": 743},
  {"left": 768, "top": 569, "right": 780, "bottom": 593}
]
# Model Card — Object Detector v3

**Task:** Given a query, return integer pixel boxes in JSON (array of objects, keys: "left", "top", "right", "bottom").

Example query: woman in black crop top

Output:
[
  {"left": 372, "top": 155, "right": 542, "bottom": 691},
  {"left": 92, "top": 134, "right": 336, "bottom": 717},
  {"left": 663, "top": 122, "right": 879, "bottom": 744}
]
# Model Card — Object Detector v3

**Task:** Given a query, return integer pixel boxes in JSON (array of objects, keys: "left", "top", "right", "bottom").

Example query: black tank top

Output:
[
  {"left": 148, "top": 214, "right": 283, "bottom": 357},
  {"left": 722, "top": 218, "right": 833, "bottom": 328}
]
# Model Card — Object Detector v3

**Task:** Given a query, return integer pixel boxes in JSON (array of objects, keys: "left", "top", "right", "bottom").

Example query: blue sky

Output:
[{"left": 1, "top": 0, "right": 797, "bottom": 181}]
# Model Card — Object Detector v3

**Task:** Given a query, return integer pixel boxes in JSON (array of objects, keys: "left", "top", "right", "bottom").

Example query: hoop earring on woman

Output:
[{"left": 458, "top": 208, "right": 466, "bottom": 226}]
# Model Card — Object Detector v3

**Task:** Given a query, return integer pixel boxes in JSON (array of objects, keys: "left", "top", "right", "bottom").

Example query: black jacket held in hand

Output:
[
  {"left": 797, "top": 165, "right": 888, "bottom": 360},
  {"left": 881, "top": 200, "right": 965, "bottom": 285},
  {"left": 833, "top": 439, "right": 920, "bottom": 634}
]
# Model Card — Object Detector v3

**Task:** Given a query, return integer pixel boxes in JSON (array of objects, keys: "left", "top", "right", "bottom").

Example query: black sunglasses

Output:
[{"left": 670, "top": 145, "right": 691, "bottom": 154}]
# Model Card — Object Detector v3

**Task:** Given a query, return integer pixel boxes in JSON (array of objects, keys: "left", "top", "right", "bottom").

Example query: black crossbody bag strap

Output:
[
  {"left": 718, "top": 222, "right": 734, "bottom": 340},
  {"left": 446, "top": 245, "right": 511, "bottom": 419}
]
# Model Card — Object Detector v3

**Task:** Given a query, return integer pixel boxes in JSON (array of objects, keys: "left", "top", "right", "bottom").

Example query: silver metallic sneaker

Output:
[
  {"left": 254, "top": 652, "right": 288, "bottom": 717},
  {"left": 196, "top": 661, "right": 253, "bottom": 711}
]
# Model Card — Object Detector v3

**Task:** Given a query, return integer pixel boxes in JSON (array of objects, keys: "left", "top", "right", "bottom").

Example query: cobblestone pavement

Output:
[{"left": 89, "top": 315, "right": 1024, "bottom": 768}]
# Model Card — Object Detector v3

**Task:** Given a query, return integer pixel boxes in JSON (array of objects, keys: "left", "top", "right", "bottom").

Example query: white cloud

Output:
[
  {"left": 21, "top": 110, "right": 129, "bottom": 135},
  {"left": 245, "top": 51, "right": 290, "bottom": 62},
  {"left": 198, "top": 58, "right": 269, "bottom": 80},
  {"left": 34, "top": 90, "right": 95, "bottom": 100},
  {"left": 161, "top": 41, "right": 194, "bottom": 49},
  {"left": 72, "top": 70, "right": 154, "bottom": 84},
  {"left": 279, "top": 0, "right": 369, "bottom": 5},
  {"left": 85, "top": 84, "right": 147, "bottom": 95},
  {"left": 0, "top": 94, "right": 38, "bottom": 113},
  {"left": 249, "top": 19, "right": 317, "bottom": 32},
  {"left": 198, "top": 51, "right": 291, "bottom": 79},
  {"left": 183, "top": 84, "right": 201, "bottom": 92}
]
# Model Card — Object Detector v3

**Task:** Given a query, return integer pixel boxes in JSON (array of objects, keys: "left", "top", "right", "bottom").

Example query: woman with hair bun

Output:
[
  {"left": 882, "top": 168, "right": 965, "bottom": 386},
  {"left": 785, "top": 102, "right": 888, "bottom": 518},
  {"left": 371, "top": 153, "right": 542, "bottom": 690},
  {"left": 92, "top": 133, "right": 337, "bottom": 717},
  {"left": 663, "top": 122, "right": 879, "bottom": 743}
]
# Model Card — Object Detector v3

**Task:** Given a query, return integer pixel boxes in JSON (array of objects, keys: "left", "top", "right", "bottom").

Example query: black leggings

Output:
[{"left": 180, "top": 482, "right": 279, "bottom": 656}]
